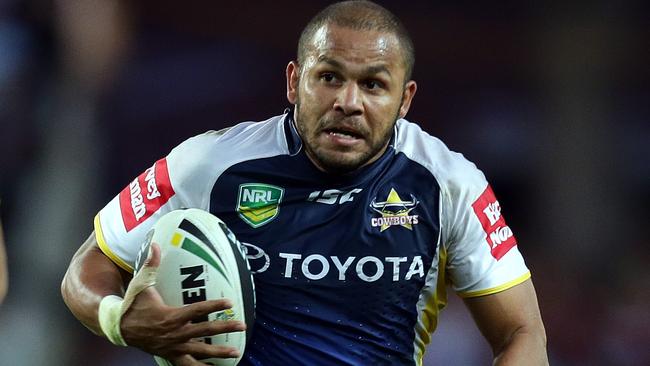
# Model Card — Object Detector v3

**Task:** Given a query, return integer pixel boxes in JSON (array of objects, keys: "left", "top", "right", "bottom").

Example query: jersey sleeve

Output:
[
  {"left": 94, "top": 133, "right": 218, "bottom": 272},
  {"left": 441, "top": 160, "right": 530, "bottom": 298}
]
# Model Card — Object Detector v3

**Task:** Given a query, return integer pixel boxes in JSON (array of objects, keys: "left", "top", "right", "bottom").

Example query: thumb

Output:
[
  {"left": 143, "top": 242, "right": 161, "bottom": 269},
  {"left": 123, "top": 243, "right": 161, "bottom": 312}
]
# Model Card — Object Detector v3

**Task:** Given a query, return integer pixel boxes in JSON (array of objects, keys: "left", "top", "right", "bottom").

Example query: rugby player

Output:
[{"left": 61, "top": 1, "right": 548, "bottom": 365}]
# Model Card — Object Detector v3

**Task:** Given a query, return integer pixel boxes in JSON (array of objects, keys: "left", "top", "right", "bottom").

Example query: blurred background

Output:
[{"left": 0, "top": 0, "right": 648, "bottom": 365}]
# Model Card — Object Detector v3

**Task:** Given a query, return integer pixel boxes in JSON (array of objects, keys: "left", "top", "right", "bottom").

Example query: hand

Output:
[{"left": 119, "top": 243, "right": 247, "bottom": 365}]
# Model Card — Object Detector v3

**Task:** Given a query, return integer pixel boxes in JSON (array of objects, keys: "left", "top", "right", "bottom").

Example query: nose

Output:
[{"left": 333, "top": 82, "right": 363, "bottom": 116}]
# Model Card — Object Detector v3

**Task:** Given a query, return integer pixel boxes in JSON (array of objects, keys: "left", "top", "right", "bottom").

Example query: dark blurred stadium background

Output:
[{"left": 0, "top": 1, "right": 648, "bottom": 365}]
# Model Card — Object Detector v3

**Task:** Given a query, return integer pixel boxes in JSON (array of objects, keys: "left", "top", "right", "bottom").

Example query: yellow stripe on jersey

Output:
[
  {"left": 94, "top": 214, "right": 134, "bottom": 273},
  {"left": 415, "top": 246, "right": 449, "bottom": 366},
  {"left": 457, "top": 271, "right": 531, "bottom": 298}
]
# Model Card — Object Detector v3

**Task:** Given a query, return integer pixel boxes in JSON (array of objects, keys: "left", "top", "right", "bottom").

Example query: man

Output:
[{"left": 61, "top": 1, "right": 547, "bottom": 365}]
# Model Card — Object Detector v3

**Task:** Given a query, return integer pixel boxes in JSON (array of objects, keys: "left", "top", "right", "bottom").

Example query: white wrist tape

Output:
[
  {"left": 98, "top": 245, "right": 159, "bottom": 346},
  {"left": 98, "top": 295, "right": 127, "bottom": 346}
]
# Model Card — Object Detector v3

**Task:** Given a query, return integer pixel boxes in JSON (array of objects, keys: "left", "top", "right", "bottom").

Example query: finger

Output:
[
  {"left": 174, "top": 340, "right": 241, "bottom": 359},
  {"left": 145, "top": 242, "right": 161, "bottom": 268},
  {"left": 168, "top": 354, "right": 200, "bottom": 366},
  {"left": 177, "top": 319, "right": 246, "bottom": 339},
  {"left": 175, "top": 299, "right": 234, "bottom": 323}
]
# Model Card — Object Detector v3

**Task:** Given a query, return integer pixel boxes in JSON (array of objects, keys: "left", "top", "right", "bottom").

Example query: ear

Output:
[
  {"left": 398, "top": 80, "right": 417, "bottom": 119},
  {"left": 286, "top": 61, "right": 300, "bottom": 105}
]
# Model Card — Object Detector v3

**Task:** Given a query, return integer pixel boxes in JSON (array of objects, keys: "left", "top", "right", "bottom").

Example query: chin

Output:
[{"left": 315, "top": 152, "right": 370, "bottom": 174}]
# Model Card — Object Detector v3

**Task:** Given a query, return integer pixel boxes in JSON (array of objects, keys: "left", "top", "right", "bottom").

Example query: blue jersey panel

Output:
[{"left": 209, "top": 124, "right": 441, "bottom": 365}]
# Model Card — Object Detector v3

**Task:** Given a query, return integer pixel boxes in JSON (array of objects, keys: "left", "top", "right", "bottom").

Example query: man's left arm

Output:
[{"left": 463, "top": 278, "right": 548, "bottom": 365}]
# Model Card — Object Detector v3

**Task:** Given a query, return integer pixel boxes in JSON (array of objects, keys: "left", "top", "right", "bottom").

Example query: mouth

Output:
[{"left": 322, "top": 126, "right": 364, "bottom": 141}]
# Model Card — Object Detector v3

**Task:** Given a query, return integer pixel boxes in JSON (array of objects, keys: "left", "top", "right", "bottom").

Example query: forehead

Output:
[{"left": 306, "top": 24, "right": 404, "bottom": 71}]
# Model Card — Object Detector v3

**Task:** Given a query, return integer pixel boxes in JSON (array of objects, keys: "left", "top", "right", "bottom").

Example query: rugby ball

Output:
[{"left": 134, "top": 208, "right": 255, "bottom": 366}]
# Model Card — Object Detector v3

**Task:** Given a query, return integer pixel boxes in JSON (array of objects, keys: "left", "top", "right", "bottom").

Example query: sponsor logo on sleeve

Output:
[
  {"left": 471, "top": 185, "right": 517, "bottom": 260},
  {"left": 119, "top": 158, "right": 175, "bottom": 232}
]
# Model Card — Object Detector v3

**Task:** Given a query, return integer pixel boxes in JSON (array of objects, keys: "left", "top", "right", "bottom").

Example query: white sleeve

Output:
[
  {"left": 441, "top": 160, "right": 530, "bottom": 298},
  {"left": 94, "top": 133, "right": 217, "bottom": 272}
]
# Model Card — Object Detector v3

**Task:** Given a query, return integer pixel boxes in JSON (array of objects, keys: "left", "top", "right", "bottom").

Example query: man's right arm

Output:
[
  {"left": 61, "top": 231, "right": 246, "bottom": 365},
  {"left": 61, "top": 232, "right": 128, "bottom": 334}
]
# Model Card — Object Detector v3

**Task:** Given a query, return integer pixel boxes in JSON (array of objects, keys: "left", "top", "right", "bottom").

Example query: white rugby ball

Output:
[{"left": 134, "top": 208, "right": 255, "bottom": 366}]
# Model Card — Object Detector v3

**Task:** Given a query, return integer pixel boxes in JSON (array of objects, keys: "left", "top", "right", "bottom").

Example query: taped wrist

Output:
[
  {"left": 98, "top": 244, "right": 159, "bottom": 347},
  {"left": 98, "top": 295, "right": 128, "bottom": 346},
  {"left": 98, "top": 247, "right": 158, "bottom": 346}
]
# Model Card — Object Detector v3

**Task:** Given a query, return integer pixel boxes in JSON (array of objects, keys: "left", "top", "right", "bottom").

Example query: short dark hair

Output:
[{"left": 297, "top": 0, "right": 415, "bottom": 81}]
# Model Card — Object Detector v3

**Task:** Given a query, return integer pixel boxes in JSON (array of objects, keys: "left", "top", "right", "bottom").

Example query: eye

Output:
[
  {"left": 320, "top": 72, "right": 337, "bottom": 83},
  {"left": 363, "top": 79, "right": 384, "bottom": 90}
]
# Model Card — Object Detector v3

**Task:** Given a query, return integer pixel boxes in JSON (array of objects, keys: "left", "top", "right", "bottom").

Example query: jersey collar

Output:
[{"left": 283, "top": 109, "right": 303, "bottom": 156}]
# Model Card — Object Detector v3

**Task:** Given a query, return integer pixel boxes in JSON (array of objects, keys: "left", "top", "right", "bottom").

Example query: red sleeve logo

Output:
[
  {"left": 119, "top": 158, "right": 175, "bottom": 232},
  {"left": 471, "top": 185, "right": 517, "bottom": 260}
]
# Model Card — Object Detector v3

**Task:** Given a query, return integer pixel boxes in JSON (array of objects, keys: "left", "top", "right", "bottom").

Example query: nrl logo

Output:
[
  {"left": 370, "top": 188, "right": 420, "bottom": 232},
  {"left": 237, "top": 183, "right": 284, "bottom": 228}
]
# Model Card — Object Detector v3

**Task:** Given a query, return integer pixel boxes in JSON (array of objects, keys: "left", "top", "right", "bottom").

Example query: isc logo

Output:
[{"left": 307, "top": 188, "right": 362, "bottom": 205}]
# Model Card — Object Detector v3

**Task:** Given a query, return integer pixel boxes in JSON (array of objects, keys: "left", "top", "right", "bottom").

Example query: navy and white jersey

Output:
[{"left": 95, "top": 112, "right": 530, "bottom": 365}]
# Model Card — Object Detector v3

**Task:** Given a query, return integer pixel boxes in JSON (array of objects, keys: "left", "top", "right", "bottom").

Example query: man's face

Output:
[{"left": 287, "top": 24, "right": 416, "bottom": 174}]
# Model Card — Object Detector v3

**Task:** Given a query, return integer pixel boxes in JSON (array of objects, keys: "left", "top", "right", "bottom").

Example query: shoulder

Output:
[
  {"left": 171, "top": 114, "right": 288, "bottom": 160},
  {"left": 165, "top": 114, "right": 290, "bottom": 205},
  {"left": 168, "top": 114, "right": 289, "bottom": 172},
  {"left": 394, "top": 119, "right": 487, "bottom": 195}
]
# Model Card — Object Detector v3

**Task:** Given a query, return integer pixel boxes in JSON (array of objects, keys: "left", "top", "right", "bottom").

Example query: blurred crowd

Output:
[{"left": 0, "top": 1, "right": 648, "bottom": 365}]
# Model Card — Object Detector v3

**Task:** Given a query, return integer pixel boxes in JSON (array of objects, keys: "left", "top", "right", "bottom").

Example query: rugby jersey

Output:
[{"left": 94, "top": 112, "right": 530, "bottom": 365}]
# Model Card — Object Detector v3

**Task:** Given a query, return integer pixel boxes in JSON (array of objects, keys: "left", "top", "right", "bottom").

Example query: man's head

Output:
[
  {"left": 297, "top": 0, "right": 415, "bottom": 82},
  {"left": 287, "top": 0, "right": 417, "bottom": 174}
]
